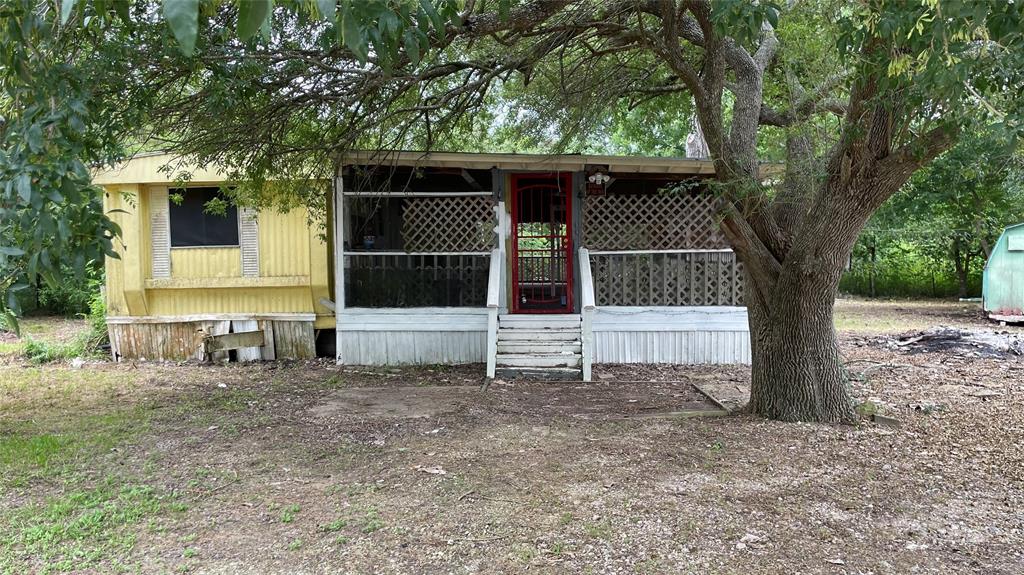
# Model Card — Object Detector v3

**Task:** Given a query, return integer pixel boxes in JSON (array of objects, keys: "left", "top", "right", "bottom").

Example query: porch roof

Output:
[
  {"left": 340, "top": 150, "right": 721, "bottom": 175},
  {"left": 93, "top": 150, "right": 776, "bottom": 186}
]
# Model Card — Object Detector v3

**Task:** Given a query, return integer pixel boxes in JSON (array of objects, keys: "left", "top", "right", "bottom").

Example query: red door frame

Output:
[{"left": 510, "top": 172, "right": 573, "bottom": 314}]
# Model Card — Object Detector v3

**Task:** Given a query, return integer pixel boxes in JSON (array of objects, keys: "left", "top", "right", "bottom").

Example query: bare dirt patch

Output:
[
  {"left": 311, "top": 381, "right": 714, "bottom": 421},
  {"left": 2, "top": 301, "right": 1023, "bottom": 574}
]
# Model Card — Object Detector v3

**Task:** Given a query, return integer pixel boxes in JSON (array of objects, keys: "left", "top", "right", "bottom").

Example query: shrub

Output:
[
  {"left": 82, "top": 291, "right": 109, "bottom": 352},
  {"left": 37, "top": 277, "right": 101, "bottom": 317},
  {"left": 20, "top": 292, "right": 109, "bottom": 364},
  {"left": 22, "top": 337, "right": 81, "bottom": 364}
]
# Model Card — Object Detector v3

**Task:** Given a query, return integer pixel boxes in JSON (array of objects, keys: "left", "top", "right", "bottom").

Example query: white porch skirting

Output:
[
  {"left": 338, "top": 308, "right": 488, "bottom": 365},
  {"left": 592, "top": 306, "right": 750, "bottom": 364}
]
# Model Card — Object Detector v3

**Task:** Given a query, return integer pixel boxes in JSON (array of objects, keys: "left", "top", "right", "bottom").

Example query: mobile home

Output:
[{"left": 96, "top": 151, "right": 752, "bottom": 379}]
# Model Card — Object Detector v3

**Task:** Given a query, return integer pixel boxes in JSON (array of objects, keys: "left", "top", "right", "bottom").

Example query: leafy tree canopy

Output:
[{"left": 3, "top": 0, "right": 1024, "bottom": 420}]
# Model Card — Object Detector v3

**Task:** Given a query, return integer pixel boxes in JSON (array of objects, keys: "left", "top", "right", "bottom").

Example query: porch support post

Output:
[
  {"left": 485, "top": 246, "right": 502, "bottom": 378},
  {"left": 579, "top": 247, "right": 595, "bottom": 381},
  {"left": 496, "top": 199, "right": 508, "bottom": 314},
  {"left": 333, "top": 174, "right": 345, "bottom": 364}
]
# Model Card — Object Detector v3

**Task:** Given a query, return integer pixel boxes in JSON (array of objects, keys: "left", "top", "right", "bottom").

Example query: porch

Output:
[{"left": 331, "top": 153, "right": 750, "bottom": 380}]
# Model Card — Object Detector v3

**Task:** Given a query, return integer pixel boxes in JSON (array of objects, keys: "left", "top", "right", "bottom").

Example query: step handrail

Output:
[
  {"left": 579, "top": 247, "right": 595, "bottom": 381},
  {"left": 485, "top": 247, "right": 502, "bottom": 378}
]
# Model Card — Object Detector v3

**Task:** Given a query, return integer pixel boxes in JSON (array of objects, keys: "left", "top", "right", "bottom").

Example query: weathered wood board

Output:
[
  {"left": 205, "top": 330, "right": 265, "bottom": 354},
  {"left": 272, "top": 321, "right": 316, "bottom": 359}
]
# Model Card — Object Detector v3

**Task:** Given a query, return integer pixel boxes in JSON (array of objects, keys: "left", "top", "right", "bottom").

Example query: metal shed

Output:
[{"left": 982, "top": 222, "right": 1024, "bottom": 322}]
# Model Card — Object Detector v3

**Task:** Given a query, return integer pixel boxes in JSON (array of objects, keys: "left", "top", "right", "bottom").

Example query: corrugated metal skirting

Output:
[
  {"left": 338, "top": 308, "right": 488, "bottom": 365},
  {"left": 592, "top": 306, "right": 750, "bottom": 364},
  {"left": 339, "top": 331, "right": 486, "bottom": 365},
  {"left": 594, "top": 331, "right": 750, "bottom": 364}
]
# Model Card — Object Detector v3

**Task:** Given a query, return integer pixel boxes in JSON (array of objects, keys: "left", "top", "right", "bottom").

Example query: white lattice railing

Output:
[
  {"left": 587, "top": 249, "right": 744, "bottom": 307},
  {"left": 402, "top": 196, "right": 496, "bottom": 252}
]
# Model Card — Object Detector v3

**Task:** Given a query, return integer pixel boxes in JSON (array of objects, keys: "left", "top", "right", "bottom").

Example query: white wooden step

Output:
[
  {"left": 499, "top": 315, "right": 581, "bottom": 330},
  {"left": 497, "top": 329, "right": 580, "bottom": 342},
  {"left": 500, "top": 314, "right": 580, "bottom": 320},
  {"left": 497, "top": 342, "right": 581, "bottom": 354},
  {"left": 495, "top": 353, "right": 582, "bottom": 368},
  {"left": 496, "top": 367, "right": 582, "bottom": 380}
]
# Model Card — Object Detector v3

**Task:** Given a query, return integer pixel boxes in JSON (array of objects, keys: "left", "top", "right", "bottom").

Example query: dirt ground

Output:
[{"left": 1, "top": 298, "right": 1022, "bottom": 574}]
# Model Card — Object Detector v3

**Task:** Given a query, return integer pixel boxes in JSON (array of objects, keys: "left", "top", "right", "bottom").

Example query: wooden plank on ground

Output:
[{"left": 207, "top": 320, "right": 232, "bottom": 362}]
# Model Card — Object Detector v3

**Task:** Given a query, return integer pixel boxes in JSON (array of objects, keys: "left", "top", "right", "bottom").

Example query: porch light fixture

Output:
[{"left": 588, "top": 171, "right": 611, "bottom": 185}]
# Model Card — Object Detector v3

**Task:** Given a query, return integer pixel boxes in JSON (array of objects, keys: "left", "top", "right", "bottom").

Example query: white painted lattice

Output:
[
  {"left": 401, "top": 196, "right": 496, "bottom": 252},
  {"left": 583, "top": 193, "right": 729, "bottom": 250},
  {"left": 590, "top": 252, "right": 744, "bottom": 306}
]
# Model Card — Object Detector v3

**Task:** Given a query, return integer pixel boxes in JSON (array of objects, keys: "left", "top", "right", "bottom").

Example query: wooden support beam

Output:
[
  {"left": 461, "top": 169, "right": 483, "bottom": 191},
  {"left": 333, "top": 175, "right": 346, "bottom": 364}
]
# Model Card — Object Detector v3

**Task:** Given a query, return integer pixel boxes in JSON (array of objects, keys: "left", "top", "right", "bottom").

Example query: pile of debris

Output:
[{"left": 887, "top": 326, "right": 1024, "bottom": 358}]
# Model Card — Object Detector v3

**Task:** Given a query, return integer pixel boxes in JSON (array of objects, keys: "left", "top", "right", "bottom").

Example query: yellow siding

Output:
[
  {"left": 103, "top": 187, "right": 129, "bottom": 316},
  {"left": 170, "top": 248, "right": 241, "bottom": 278},
  {"left": 101, "top": 181, "right": 333, "bottom": 320},
  {"left": 145, "top": 287, "right": 314, "bottom": 315},
  {"left": 259, "top": 208, "right": 312, "bottom": 277}
]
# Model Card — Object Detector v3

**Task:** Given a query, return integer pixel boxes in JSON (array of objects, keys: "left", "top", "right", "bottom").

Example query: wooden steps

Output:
[{"left": 495, "top": 314, "right": 582, "bottom": 379}]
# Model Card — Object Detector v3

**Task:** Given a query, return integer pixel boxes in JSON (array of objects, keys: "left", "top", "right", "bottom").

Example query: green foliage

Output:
[
  {"left": 0, "top": 0, "right": 134, "bottom": 331},
  {"left": 147, "top": 0, "right": 479, "bottom": 67},
  {"left": 844, "top": 129, "right": 1024, "bottom": 298},
  {"left": 22, "top": 337, "right": 72, "bottom": 364},
  {"left": 38, "top": 273, "right": 101, "bottom": 316},
  {"left": 840, "top": 240, "right": 979, "bottom": 298},
  {"left": 19, "top": 291, "right": 108, "bottom": 363},
  {"left": 836, "top": 0, "right": 1024, "bottom": 136}
]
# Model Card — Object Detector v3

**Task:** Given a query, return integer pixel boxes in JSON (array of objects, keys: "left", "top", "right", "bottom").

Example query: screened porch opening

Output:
[
  {"left": 342, "top": 166, "right": 497, "bottom": 308},
  {"left": 582, "top": 176, "right": 743, "bottom": 306}
]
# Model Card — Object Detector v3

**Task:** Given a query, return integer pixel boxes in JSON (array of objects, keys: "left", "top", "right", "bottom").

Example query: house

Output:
[
  {"left": 95, "top": 150, "right": 753, "bottom": 379},
  {"left": 983, "top": 222, "right": 1024, "bottom": 323}
]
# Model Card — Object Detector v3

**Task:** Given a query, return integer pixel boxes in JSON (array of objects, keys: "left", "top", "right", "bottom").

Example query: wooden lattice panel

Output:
[
  {"left": 583, "top": 194, "right": 729, "bottom": 250},
  {"left": 402, "top": 196, "right": 496, "bottom": 252},
  {"left": 591, "top": 252, "right": 744, "bottom": 306}
]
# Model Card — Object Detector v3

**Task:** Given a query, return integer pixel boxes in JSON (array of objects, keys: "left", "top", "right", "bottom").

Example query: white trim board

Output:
[
  {"left": 592, "top": 306, "right": 749, "bottom": 332},
  {"left": 587, "top": 249, "right": 734, "bottom": 255},
  {"left": 339, "top": 307, "right": 489, "bottom": 332},
  {"left": 344, "top": 251, "right": 490, "bottom": 257},
  {"left": 107, "top": 313, "right": 317, "bottom": 324}
]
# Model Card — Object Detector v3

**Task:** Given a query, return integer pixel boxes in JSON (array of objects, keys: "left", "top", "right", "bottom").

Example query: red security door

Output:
[{"left": 510, "top": 173, "right": 573, "bottom": 313}]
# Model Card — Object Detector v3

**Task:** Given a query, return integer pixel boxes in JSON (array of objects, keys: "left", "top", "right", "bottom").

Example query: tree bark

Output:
[
  {"left": 743, "top": 242, "right": 856, "bottom": 424},
  {"left": 952, "top": 237, "right": 968, "bottom": 299}
]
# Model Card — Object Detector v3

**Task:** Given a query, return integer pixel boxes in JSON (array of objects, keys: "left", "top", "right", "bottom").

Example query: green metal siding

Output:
[{"left": 983, "top": 223, "right": 1024, "bottom": 319}]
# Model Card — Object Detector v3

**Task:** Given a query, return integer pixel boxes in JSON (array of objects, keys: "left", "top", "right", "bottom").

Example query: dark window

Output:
[{"left": 169, "top": 188, "right": 239, "bottom": 247}]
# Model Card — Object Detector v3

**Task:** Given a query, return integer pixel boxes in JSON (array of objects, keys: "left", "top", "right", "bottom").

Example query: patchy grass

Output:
[
  {"left": 0, "top": 480, "right": 176, "bottom": 574},
  {"left": 0, "top": 314, "right": 105, "bottom": 365},
  {"left": 833, "top": 297, "right": 990, "bottom": 333}
]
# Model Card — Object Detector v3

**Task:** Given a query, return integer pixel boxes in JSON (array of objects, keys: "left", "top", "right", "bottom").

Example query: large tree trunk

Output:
[
  {"left": 744, "top": 261, "right": 856, "bottom": 423},
  {"left": 728, "top": 177, "right": 875, "bottom": 424}
]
